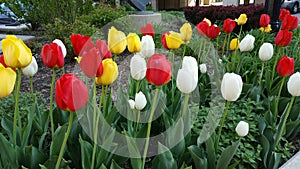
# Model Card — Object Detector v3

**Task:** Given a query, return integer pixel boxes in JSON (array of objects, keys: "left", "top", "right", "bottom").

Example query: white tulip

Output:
[
  {"left": 235, "top": 121, "right": 249, "bottom": 137},
  {"left": 259, "top": 43, "right": 273, "bottom": 61},
  {"left": 139, "top": 35, "right": 155, "bottom": 58},
  {"left": 176, "top": 56, "right": 198, "bottom": 94},
  {"left": 182, "top": 56, "right": 198, "bottom": 82},
  {"left": 287, "top": 72, "right": 300, "bottom": 96},
  {"left": 22, "top": 56, "right": 38, "bottom": 77},
  {"left": 53, "top": 39, "right": 67, "bottom": 58},
  {"left": 130, "top": 54, "right": 147, "bottom": 80},
  {"left": 239, "top": 34, "right": 255, "bottom": 52},
  {"left": 221, "top": 73, "right": 243, "bottom": 101},
  {"left": 128, "top": 99, "right": 135, "bottom": 109},
  {"left": 135, "top": 91, "right": 147, "bottom": 110},
  {"left": 199, "top": 63, "right": 207, "bottom": 74}
]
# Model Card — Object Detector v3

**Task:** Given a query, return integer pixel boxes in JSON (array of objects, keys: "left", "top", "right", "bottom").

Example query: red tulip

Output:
[
  {"left": 41, "top": 43, "right": 64, "bottom": 69},
  {"left": 95, "top": 40, "right": 112, "bottom": 59},
  {"left": 0, "top": 55, "right": 15, "bottom": 71},
  {"left": 277, "top": 56, "right": 294, "bottom": 77},
  {"left": 55, "top": 74, "right": 88, "bottom": 112},
  {"left": 161, "top": 32, "right": 170, "bottom": 49},
  {"left": 196, "top": 21, "right": 209, "bottom": 36},
  {"left": 79, "top": 47, "right": 102, "bottom": 78},
  {"left": 259, "top": 14, "right": 271, "bottom": 27},
  {"left": 207, "top": 25, "right": 220, "bottom": 39},
  {"left": 275, "top": 30, "right": 293, "bottom": 47},
  {"left": 222, "top": 18, "right": 236, "bottom": 33},
  {"left": 281, "top": 15, "right": 299, "bottom": 31},
  {"left": 146, "top": 54, "right": 172, "bottom": 86},
  {"left": 96, "top": 61, "right": 103, "bottom": 77},
  {"left": 140, "top": 23, "right": 155, "bottom": 38},
  {"left": 279, "top": 8, "right": 290, "bottom": 21},
  {"left": 70, "top": 34, "right": 93, "bottom": 56}
]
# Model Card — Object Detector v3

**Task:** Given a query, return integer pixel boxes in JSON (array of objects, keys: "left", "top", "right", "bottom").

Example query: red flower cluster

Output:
[
  {"left": 274, "top": 8, "right": 298, "bottom": 47},
  {"left": 259, "top": 14, "right": 270, "bottom": 27},
  {"left": 41, "top": 43, "right": 65, "bottom": 69},
  {"left": 196, "top": 20, "right": 220, "bottom": 39},
  {"left": 222, "top": 18, "right": 236, "bottom": 33}
]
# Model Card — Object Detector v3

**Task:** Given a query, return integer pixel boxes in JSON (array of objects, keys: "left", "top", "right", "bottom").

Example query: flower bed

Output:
[{"left": 0, "top": 9, "right": 300, "bottom": 169}]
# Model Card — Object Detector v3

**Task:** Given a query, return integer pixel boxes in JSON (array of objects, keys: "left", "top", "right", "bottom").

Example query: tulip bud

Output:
[
  {"left": 258, "top": 43, "right": 273, "bottom": 61},
  {"left": 223, "top": 18, "right": 236, "bottom": 34},
  {"left": 96, "top": 59, "right": 118, "bottom": 85},
  {"left": 207, "top": 25, "right": 220, "bottom": 39},
  {"left": 146, "top": 54, "right": 172, "bottom": 86},
  {"left": 277, "top": 56, "right": 294, "bottom": 77},
  {"left": 0, "top": 63, "right": 16, "bottom": 98},
  {"left": 230, "top": 38, "right": 240, "bottom": 50},
  {"left": 165, "top": 31, "right": 184, "bottom": 49},
  {"left": 130, "top": 54, "right": 147, "bottom": 80},
  {"left": 259, "top": 14, "right": 271, "bottom": 27},
  {"left": 70, "top": 34, "right": 93, "bottom": 56},
  {"left": 275, "top": 30, "right": 293, "bottom": 47},
  {"left": 235, "top": 121, "right": 249, "bottom": 137},
  {"left": 135, "top": 91, "right": 147, "bottom": 110},
  {"left": 287, "top": 72, "right": 300, "bottom": 96},
  {"left": 279, "top": 8, "right": 290, "bottom": 21},
  {"left": 196, "top": 21, "right": 209, "bottom": 36},
  {"left": 239, "top": 34, "right": 255, "bottom": 52},
  {"left": 203, "top": 18, "right": 212, "bottom": 26},
  {"left": 22, "top": 56, "right": 38, "bottom": 77},
  {"left": 2, "top": 35, "right": 32, "bottom": 68},
  {"left": 79, "top": 47, "right": 102, "bottom": 78},
  {"left": 55, "top": 74, "right": 88, "bottom": 111},
  {"left": 199, "top": 63, "right": 207, "bottom": 74},
  {"left": 259, "top": 24, "right": 272, "bottom": 33},
  {"left": 140, "top": 23, "right": 155, "bottom": 38},
  {"left": 128, "top": 99, "right": 135, "bottom": 109},
  {"left": 95, "top": 40, "right": 112, "bottom": 59},
  {"left": 235, "top": 14, "right": 247, "bottom": 25},
  {"left": 282, "top": 15, "right": 299, "bottom": 31},
  {"left": 177, "top": 56, "right": 198, "bottom": 94},
  {"left": 180, "top": 23, "right": 192, "bottom": 43},
  {"left": 53, "top": 39, "right": 67, "bottom": 58},
  {"left": 108, "top": 26, "right": 127, "bottom": 54},
  {"left": 221, "top": 73, "right": 243, "bottom": 101},
  {"left": 127, "top": 33, "right": 141, "bottom": 53},
  {"left": 139, "top": 35, "right": 155, "bottom": 58},
  {"left": 41, "top": 43, "right": 64, "bottom": 69}
]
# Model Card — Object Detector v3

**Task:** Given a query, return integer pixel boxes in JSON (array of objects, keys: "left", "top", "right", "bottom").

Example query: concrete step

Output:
[{"left": 280, "top": 151, "right": 300, "bottom": 169}]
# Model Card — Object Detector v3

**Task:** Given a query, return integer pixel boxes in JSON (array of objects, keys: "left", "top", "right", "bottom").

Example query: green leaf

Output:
[
  {"left": 124, "top": 133, "right": 142, "bottom": 169},
  {"left": 1, "top": 116, "right": 14, "bottom": 142},
  {"left": 152, "top": 142, "right": 178, "bottom": 169},
  {"left": 167, "top": 119, "right": 185, "bottom": 159},
  {"left": 21, "top": 109, "right": 34, "bottom": 147},
  {"left": 79, "top": 136, "right": 93, "bottom": 169},
  {"left": 22, "top": 146, "right": 47, "bottom": 169},
  {"left": 110, "top": 160, "right": 123, "bottom": 169},
  {"left": 0, "top": 133, "right": 18, "bottom": 168},
  {"left": 50, "top": 124, "right": 67, "bottom": 157},
  {"left": 205, "top": 136, "right": 216, "bottom": 169},
  {"left": 188, "top": 145, "right": 207, "bottom": 169},
  {"left": 216, "top": 140, "right": 240, "bottom": 169},
  {"left": 100, "top": 164, "right": 108, "bottom": 169}
]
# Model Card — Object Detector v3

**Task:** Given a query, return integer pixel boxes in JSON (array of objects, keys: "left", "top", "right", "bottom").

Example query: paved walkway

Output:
[
  {"left": 0, "top": 34, "right": 35, "bottom": 54},
  {"left": 280, "top": 151, "right": 300, "bottom": 169}
]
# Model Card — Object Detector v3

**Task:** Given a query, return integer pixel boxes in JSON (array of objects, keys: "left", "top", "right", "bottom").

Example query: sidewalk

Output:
[{"left": 0, "top": 34, "right": 35, "bottom": 54}]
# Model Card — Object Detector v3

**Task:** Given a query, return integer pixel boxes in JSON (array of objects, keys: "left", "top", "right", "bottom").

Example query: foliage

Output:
[
  {"left": 2, "top": 0, "right": 94, "bottom": 30},
  {"left": 183, "top": 4, "right": 264, "bottom": 31}
]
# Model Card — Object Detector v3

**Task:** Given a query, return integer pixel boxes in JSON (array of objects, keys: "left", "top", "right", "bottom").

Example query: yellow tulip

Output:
[
  {"left": 180, "top": 23, "right": 192, "bottom": 43},
  {"left": 108, "top": 26, "right": 127, "bottom": 54},
  {"left": 0, "top": 63, "right": 16, "bottom": 98},
  {"left": 127, "top": 33, "right": 141, "bottom": 53},
  {"left": 230, "top": 38, "right": 240, "bottom": 51},
  {"left": 166, "top": 31, "right": 184, "bottom": 49},
  {"left": 235, "top": 14, "right": 247, "bottom": 25},
  {"left": 203, "top": 18, "right": 212, "bottom": 26},
  {"left": 96, "top": 59, "right": 118, "bottom": 85},
  {"left": 2, "top": 35, "right": 32, "bottom": 68},
  {"left": 259, "top": 24, "right": 272, "bottom": 33}
]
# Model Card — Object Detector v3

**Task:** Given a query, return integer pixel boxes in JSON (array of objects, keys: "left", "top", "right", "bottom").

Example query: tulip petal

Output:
[{"left": 0, "top": 66, "right": 16, "bottom": 98}]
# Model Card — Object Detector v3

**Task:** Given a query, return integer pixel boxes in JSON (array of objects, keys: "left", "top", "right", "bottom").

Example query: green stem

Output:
[
  {"left": 259, "top": 62, "right": 265, "bottom": 85},
  {"left": 142, "top": 87, "right": 160, "bottom": 169},
  {"left": 136, "top": 80, "right": 140, "bottom": 94},
  {"left": 114, "top": 54, "right": 117, "bottom": 62},
  {"left": 182, "top": 45, "right": 187, "bottom": 59},
  {"left": 271, "top": 47, "right": 282, "bottom": 85},
  {"left": 91, "top": 83, "right": 103, "bottom": 169},
  {"left": 13, "top": 69, "right": 22, "bottom": 147},
  {"left": 222, "top": 34, "right": 228, "bottom": 57},
  {"left": 275, "top": 77, "right": 286, "bottom": 118},
  {"left": 103, "top": 85, "right": 108, "bottom": 117},
  {"left": 181, "top": 94, "right": 190, "bottom": 123},
  {"left": 274, "top": 96, "right": 295, "bottom": 147},
  {"left": 30, "top": 76, "right": 35, "bottom": 102},
  {"left": 49, "top": 69, "right": 56, "bottom": 139},
  {"left": 216, "top": 101, "right": 230, "bottom": 147},
  {"left": 134, "top": 110, "right": 141, "bottom": 137},
  {"left": 55, "top": 112, "right": 74, "bottom": 169},
  {"left": 226, "top": 33, "right": 231, "bottom": 54},
  {"left": 62, "top": 67, "right": 65, "bottom": 74}
]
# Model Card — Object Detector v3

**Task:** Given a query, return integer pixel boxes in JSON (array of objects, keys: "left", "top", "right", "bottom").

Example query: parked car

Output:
[
  {"left": 281, "top": 0, "right": 300, "bottom": 14},
  {"left": 0, "top": 3, "right": 21, "bottom": 26}
]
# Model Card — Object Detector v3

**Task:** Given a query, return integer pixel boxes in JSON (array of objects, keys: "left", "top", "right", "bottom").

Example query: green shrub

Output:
[
  {"left": 78, "top": 5, "right": 127, "bottom": 29},
  {"left": 3, "top": 0, "right": 94, "bottom": 30}
]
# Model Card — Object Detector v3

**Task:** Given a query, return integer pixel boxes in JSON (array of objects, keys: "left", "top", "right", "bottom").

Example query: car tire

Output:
[{"left": 291, "top": 3, "right": 299, "bottom": 14}]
